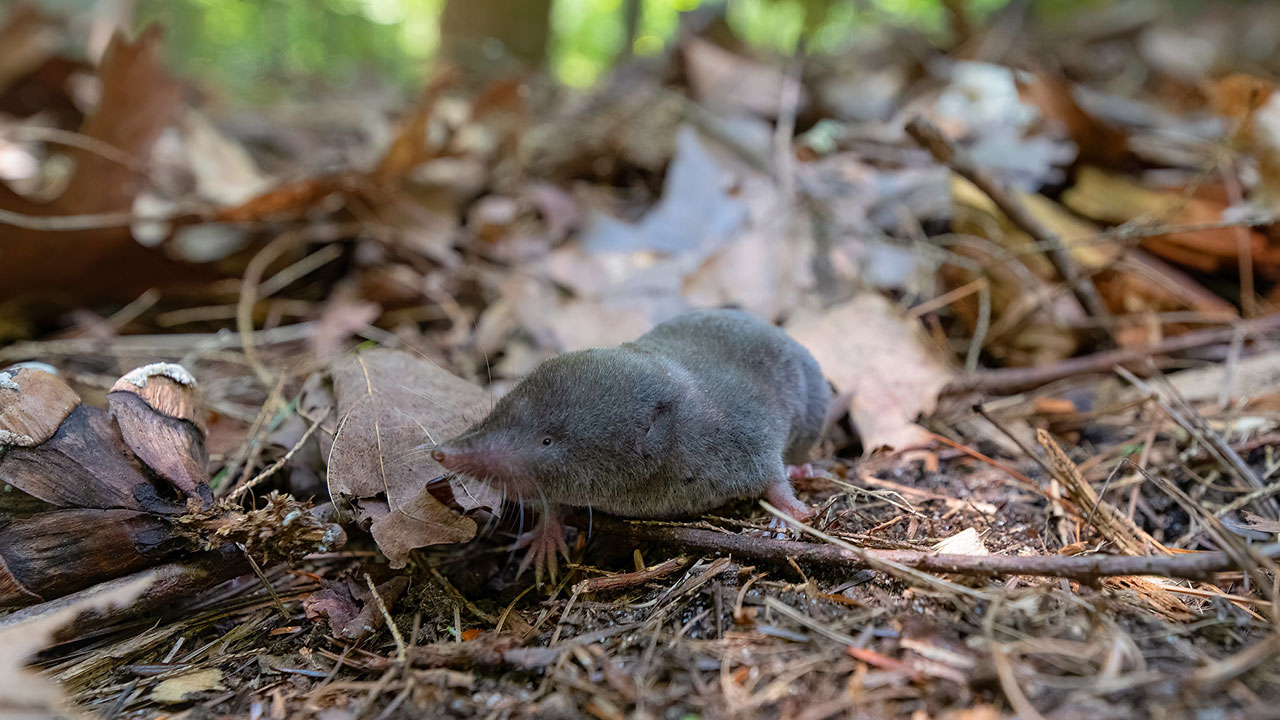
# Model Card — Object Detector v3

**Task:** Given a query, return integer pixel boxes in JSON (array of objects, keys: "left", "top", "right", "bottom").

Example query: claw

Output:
[
  {"left": 514, "top": 508, "right": 569, "bottom": 584},
  {"left": 766, "top": 474, "right": 813, "bottom": 525},
  {"left": 787, "top": 463, "right": 817, "bottom": 481}
]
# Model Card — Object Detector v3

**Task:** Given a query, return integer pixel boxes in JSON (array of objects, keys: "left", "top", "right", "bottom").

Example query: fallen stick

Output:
[
  {"left": 945, "top": 312, "right": 1280, "bottom": 394},
  {"left": 595, "top": 518, "right": 1280, "bottom": 582},
  {"left": 905, "top": 116, "right": 1110, "bottom": 324},
  {"left": 576, "top": 556, "right": 691, "bottom": 593},
  {"left": 0, "top": 550, "right": 252, "bottom": 643}
]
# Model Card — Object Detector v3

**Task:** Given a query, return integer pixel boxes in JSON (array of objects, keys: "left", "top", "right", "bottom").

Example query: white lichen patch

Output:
[
  {"left": 0, "top": 429, "right": 37, "bottom": 448},
  {"left": 119, "top": 362, "right": 197, "bottom": 389},
  {"left": 0, "top": 371, "right": 18, "bottom": 391},
  {"left": 5, "top": 361, "right": 58, "bottom": 376},
  {"left": 319, "top": 524, "right": 345, "bottom": 552}
]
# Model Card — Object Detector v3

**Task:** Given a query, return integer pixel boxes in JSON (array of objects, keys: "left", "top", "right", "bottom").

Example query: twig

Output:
[
  {"left": 227, "top": 409, "right": 328, "bottom": 502},
  {"left": 238, "top": 231, "right": 305, "bottom": 387},
  {"left": 0, "top": 323, "right": 317, "bottom": 363},
  {"left": 1190, "top": 633, "right": 1280, "bottom": 688},
  {"left": 1019, "top": 213, "right": 1280, "bottom": 258},
  {"left": 237, "top": 542, "right": 290, "bottom": 620},
  {"left": 575, "top": 556, "right": 691, "bottom": 594},
  {"left": 1214, "top": 476, "right": 1280, "bottom": 520},
  {"left": 0, "top": 207, "right": 191, "bottom": 231},
  {"left": 992, "top": 647, "right": 1048, "bottom": 720},
  {"left": 1217, "top": 153, "right": 1257, "bottom": 317},
  {"left": 1126, "top": 462, "right": 1278, "bottom": 609},
  {"left": 908, "top": 278, "right": 989, "bottom": 320},
  {"left": 2, "top": 125, "right": 149, "bottom": 174},
  {"left": 1037, "top": 429, "right": 1167, "bottom": 556},
  {"left": 773, "top": 42, "right": 805, "bottom": 197},
  {"left": 947, "top": 313, "right": 1280, "bottom": 394},
  {"left": 594, "top": 517, "right": 1280, "bottom": 581},
  {"left": 365, "top": 574, "right": 406, "bottom": 665},
  {"left": 929, "top": 431, "right": 1039, "bottom": 492},
  {"left": 904, "top": 115, "right": 1111, "bottom": 324},
  {"left": 973, "top": 404, "right": 1055, "bottom": 480},
  {"left": 1115, "top": 366, "right": 1277, "bottom": 519},
  {"left": 764, "top": 596, "right": 866, "bottom": 648}
]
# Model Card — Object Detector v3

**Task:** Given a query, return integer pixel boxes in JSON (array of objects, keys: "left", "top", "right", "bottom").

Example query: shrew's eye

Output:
[{"left": 541, "top": 437, "right": 553, "bottom": 446}]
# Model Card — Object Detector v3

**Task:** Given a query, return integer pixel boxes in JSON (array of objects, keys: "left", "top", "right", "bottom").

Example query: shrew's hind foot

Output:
[{"left": 765, "top": 474, "right": 813, "bottom": 527}]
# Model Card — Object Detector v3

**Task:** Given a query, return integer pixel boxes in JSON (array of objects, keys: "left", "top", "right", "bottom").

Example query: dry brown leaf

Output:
[
  {"left": 0, "top": 4, "right": 60, "bottom": 92},
  {"left": 0, "top": 25, "right": 197, "bottom": 302},
  {"left": 1124, "top": 348, "right": 1280, "bottom": 410},
  {"left": 304, "top": 576, "right": 409, "bottom": 641},
  {"left": 150, "top": 669, "right": 226, "bottom": 705},
  {"left": 310, "top": 294, "right": 382, "bottom": 360},
  {"left": 1017, "top": 73, "right": 1129, "bottom": 168},
  {"left": 951, "top": 174, "right": 1238, "bottom": 359},
  {"left": 180, "top": 109, "right": 273, "bottom": 205},
  {"left": 1063, "top": 166, "right": 1279, "bottom": 275},
  {"left": 952, "top": 175, "right": 1117, "bottom": 277},
  {"left": 327, "top": 349, "right": 496, "bottom": 567},
  {"left": 683, "top": 37, "right": 808, "bottom": 117},
  {"left": 1209, "top": 73, "right": 1280, "bottom": 209},
  {"left": 787, "top": 294, "right": 953, "bottom": 453}
]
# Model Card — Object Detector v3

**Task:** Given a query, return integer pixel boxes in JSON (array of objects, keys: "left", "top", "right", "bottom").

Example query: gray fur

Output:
[{"left": 434, "top": 309, "right": 830, "bottom": 518}]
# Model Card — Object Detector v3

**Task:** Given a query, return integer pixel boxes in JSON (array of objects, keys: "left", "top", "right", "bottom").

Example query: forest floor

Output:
[{"left": 2, "top": 2, "right": 1280, "bottom": 719}]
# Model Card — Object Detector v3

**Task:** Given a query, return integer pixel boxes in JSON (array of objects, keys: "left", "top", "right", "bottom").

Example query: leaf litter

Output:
[{"left": 2, "top": 2, "right": 1280, "bottom": 719}]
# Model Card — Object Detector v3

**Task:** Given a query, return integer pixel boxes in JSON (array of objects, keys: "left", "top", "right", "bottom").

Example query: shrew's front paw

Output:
[{"left": 514, "top": 515, "right": 570, "bottom": 584}]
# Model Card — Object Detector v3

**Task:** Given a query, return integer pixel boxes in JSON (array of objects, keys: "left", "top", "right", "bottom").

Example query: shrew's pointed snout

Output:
[
  {"left": 431, "top": 443, "right": 468, "bottom": 470},
  {"left": 430, "top": 435, "right": 532, "bottom": 492}
]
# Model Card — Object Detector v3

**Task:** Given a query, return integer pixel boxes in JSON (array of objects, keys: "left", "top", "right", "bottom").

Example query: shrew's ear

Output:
[{"left": 638, "top": 400, "right": 674, "bottom": 458}]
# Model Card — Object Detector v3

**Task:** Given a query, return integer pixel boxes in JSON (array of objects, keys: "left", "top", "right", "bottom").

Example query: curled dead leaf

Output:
[
  {"left": 304, "top": 575, "right": 409, "bottom": 641},
  {"left": 327, "top": 349, "right": 498, "bottom": 567},
  {"left": 788, "top": 294, "right": 954, "bottom": 453}
]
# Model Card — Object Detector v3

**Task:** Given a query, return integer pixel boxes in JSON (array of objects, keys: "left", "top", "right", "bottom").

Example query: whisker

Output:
[{"left": 476, "top": 318, "right": 495, "bottom": 414}]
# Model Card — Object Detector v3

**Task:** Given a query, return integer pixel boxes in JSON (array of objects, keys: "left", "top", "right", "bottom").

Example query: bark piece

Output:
[
  {"left": 0, "top": 508, "right": 176, "bottom": 606},
  {"left": 109, "top": 363, "right": 211, "bottom": 507},
  {"left": 0, "top": 366, "right": 80, "bottom": 449}
]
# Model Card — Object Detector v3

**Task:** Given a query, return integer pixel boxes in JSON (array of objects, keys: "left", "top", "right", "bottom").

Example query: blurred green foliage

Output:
[
  {"left": 134, "top": 0, "right": 443, "bottom": 102},
  {"left": 49, "top": 0, "right": 1051, "bottom": 99}
]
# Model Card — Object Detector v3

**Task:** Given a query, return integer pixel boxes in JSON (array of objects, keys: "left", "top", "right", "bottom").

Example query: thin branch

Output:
[
  {"left": 576, "top": 556, "right": 690, "bottom": 594},
  {"left": 0, "top": 323, "right": 317, "bottom": 364},
  {"left": 904, "top": 115, "right": 1111, "bottom": 324},
  {"left": 2, "top": 125, "right": 147, "bottom": 175},
  {"left": 238, "top": 231, "right": 304, "bottom": 387},
  {"left": 593, "top": 517, "right": 1280, "bottom": 582},
  {"left": 365, "top": 574, "right": 407, "bottom": 665},
  {"left": 0, "top": 207, "right": 177, "bottom": 231},
  {"left": 227, "top": 409, "right": 328, "bottom": 502},
  {"left": 947, "top": 312, "right": 1280, "bottom": 394}
]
